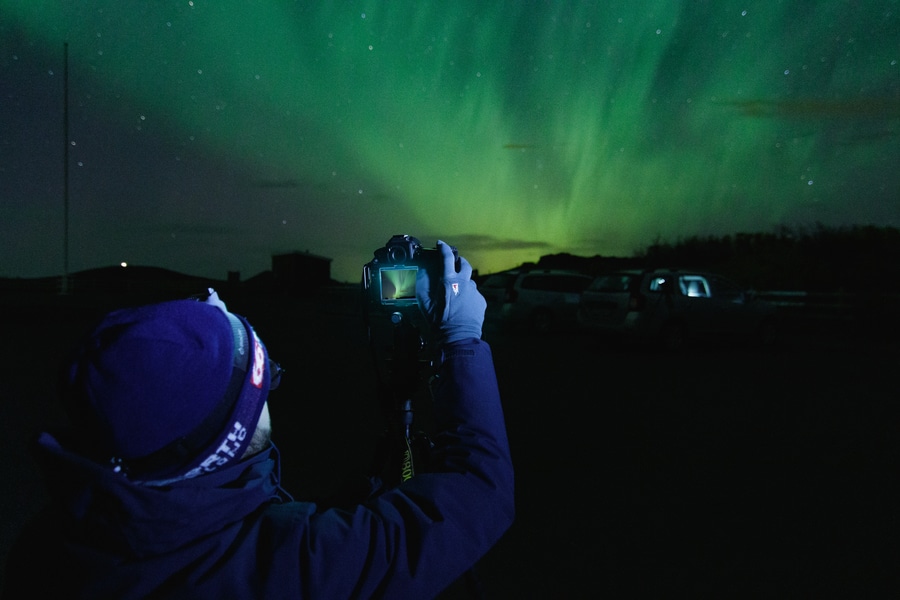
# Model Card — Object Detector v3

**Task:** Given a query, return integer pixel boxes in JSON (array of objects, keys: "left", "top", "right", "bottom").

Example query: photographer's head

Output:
[{"left": 62, "top": 290, "right": 281, "bottom": 482}]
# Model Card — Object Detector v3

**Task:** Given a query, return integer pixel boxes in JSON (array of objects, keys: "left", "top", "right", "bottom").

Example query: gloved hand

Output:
[
  {"left": 202, "top": 288, "right": 228, "bottom": 313},
  {"left": 416, "top": 240, "right": 486, "bottom": 344}
]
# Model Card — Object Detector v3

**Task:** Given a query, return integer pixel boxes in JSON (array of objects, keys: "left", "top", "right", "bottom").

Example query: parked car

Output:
[
  {"left": 480, "top": 269, "right": 593, "bottom": 333},
  {"left": 577, "top": 269, "right": 777, "bottom": 350}
]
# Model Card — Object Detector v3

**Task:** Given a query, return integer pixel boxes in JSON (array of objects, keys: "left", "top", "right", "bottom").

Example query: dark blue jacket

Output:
[{"left": 3, "top": 339, "right": 514, "bottom": 599}]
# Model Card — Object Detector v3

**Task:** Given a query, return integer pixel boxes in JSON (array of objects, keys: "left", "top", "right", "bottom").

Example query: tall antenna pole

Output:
[{"left": 61, "top": 42, "right": 69, "bottom": 294}]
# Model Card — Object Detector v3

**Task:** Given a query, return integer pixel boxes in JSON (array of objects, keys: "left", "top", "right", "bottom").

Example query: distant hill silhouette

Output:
[{"left": 0, "top": 266, "right": 228, "bottom": 315}]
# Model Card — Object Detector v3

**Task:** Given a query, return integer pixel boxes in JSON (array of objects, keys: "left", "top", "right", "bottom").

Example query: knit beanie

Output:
[{"left": 63, "top": 299, "right": 277, "bottom": 480}]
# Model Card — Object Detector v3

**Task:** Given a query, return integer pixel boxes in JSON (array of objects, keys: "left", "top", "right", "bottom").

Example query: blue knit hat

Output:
[{"left": 63, "top": 297, "right": 279, "bottom": 480}]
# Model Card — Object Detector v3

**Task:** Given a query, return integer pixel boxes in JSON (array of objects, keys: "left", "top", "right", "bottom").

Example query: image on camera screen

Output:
[{"left": 380, "top": 266, "right": 418, "bottom": 303}]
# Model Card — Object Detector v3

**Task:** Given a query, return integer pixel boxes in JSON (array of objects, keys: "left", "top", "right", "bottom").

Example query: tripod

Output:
[{"left": 367, "top": 310, "right": 435, "bottom": 487}]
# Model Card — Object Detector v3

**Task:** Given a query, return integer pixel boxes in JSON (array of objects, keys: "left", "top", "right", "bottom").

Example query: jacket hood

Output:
[{"left": 34, "top": 430, "right": 281, "bottom": 557}]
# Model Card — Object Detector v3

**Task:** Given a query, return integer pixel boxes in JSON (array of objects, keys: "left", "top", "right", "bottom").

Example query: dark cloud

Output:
[{"left": 440, "top": 235, "right": 553, "bottom": 252}]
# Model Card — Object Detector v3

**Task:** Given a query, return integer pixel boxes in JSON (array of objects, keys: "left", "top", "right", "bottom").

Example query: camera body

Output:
[{"left": 363, "top": 235, "right": 457, "bottom": 309}]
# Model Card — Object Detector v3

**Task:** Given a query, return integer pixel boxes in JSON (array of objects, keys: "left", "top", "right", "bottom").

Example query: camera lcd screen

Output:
[{"left": 379, "top": 266, "right": 418, "bottom": 304}]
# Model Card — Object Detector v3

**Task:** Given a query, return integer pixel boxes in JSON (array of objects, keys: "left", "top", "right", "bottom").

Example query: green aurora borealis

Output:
[{"left": 1, "top": 1, "right": 898, "bottom": 282}]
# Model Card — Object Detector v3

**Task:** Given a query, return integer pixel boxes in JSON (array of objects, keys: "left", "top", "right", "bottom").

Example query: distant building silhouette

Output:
[{"left": 271, "top": 250, "right": 333, "bottom": 292}]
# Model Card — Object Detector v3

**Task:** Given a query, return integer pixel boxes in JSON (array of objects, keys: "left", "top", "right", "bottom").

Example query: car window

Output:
[
  {"left": 482, "top": 274, "right": 517, "bottom": 289},
  {"left": 588, "top": 274, "right": 635, "bottom": 293},
  {"left": 648, "top": 274, "right": 677, "bottom": 293},
  {"left": 680, "top": 275, "right": 710, "bottom": 298}
]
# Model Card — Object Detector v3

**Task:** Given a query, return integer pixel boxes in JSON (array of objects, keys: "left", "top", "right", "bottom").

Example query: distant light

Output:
[{"left": 120, "top": 262, "right": 128, "bottom": 268}]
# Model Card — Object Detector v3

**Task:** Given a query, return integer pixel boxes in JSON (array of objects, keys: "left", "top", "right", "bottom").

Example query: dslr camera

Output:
[{"left": 362, "top": 234, "right": 457, "bottom": 310}]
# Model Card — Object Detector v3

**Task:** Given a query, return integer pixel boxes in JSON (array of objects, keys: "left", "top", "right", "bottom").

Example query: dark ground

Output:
[{"left": 1, "top": 288, "right": 898, "bottom": 597}]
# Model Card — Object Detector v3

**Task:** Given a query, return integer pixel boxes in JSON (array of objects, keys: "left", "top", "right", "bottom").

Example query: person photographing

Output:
[{"left": 3, "top": 240, "right": 514, "bottom": 599}]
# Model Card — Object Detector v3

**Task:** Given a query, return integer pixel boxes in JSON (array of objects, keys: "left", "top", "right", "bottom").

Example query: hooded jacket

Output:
[{"left": 3, "top": 339, "right": 514, "bottom": 600}]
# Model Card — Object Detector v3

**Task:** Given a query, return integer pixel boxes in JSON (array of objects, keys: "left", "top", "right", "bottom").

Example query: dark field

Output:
[{"left": 1, "top": 288, "right": 898, "bottom": 597}]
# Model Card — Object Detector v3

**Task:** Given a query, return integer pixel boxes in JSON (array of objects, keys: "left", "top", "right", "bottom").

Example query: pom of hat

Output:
[{"left": 64, "top": 299, "right": 270, "bottom": 479}]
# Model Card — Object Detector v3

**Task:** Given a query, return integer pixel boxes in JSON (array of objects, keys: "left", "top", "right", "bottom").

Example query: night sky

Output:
[{"left": 2, "top": 2, "right": 898, "bottom": 284}]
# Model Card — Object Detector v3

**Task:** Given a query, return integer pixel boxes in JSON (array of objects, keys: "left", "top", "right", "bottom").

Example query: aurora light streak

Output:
[{"left": 1, "top": 1, "right": 897, "bottom": 282}]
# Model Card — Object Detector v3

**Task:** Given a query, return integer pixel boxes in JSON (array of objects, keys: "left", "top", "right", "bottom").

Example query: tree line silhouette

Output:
[{"left": 530, "top": 224, "right": 900, "bottom": 293}]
